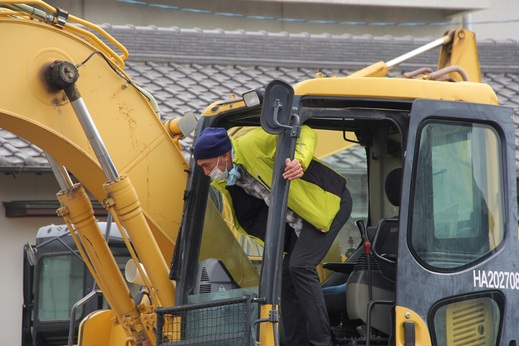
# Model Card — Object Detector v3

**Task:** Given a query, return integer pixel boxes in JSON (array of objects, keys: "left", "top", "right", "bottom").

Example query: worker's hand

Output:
[{"left": 283, "top": 158, "right": 304, "bottom": 180}]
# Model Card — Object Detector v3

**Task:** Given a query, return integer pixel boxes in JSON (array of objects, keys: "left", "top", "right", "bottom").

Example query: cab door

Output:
[{"left": 395, "top": 99, "right": 518, "bottom": 345}]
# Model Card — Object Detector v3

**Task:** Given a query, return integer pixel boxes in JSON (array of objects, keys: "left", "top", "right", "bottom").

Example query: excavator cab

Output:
[
  {"left": 162, "top": 71, "right": 518, "bottom": 346},
  {"left": 22, "top": 222, "right": 141, "bottom": 346}
]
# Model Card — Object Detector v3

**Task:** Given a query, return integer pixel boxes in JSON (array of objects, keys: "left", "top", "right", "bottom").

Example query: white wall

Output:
[
  {"left": 254, "top": 0, "right": 489, "bottom": 7},
  {"left": 0, "top": 173, "right": 62, "bottom": 345},
  {"left": 48, "top": 0, "right": 518, "bottom": 41},
  {"left": 468, "top": 0, "right": 519, "bottom": 41}
]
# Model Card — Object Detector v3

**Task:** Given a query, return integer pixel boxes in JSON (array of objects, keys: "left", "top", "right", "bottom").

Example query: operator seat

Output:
[
  {"left": 384, "top": 168, "right": 401, "bottom": 209},
  {"left": 345, "top": 168, "right": 401, "bottom": 336},
  {"left": 373, "top": 167, "right": 401, "bottom": 281}
]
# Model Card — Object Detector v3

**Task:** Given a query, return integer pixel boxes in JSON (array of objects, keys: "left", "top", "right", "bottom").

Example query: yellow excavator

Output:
[{"left": 3, "top": 1, "right": 518, "bottom": 345}]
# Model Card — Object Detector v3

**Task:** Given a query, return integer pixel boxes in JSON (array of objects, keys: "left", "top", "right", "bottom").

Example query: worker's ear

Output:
[{"left": 223, "top": 151, "right": 232, "bottom": 161}]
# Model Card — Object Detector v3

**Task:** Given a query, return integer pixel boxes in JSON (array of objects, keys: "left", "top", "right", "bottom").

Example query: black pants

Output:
[{"left": 281, "top": 187, "right": 352, "bottom": 346}]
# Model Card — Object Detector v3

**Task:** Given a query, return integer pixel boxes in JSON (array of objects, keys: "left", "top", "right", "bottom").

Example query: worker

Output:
[{"left": 193, "top": 126, "right": 352, "bottom": 346}]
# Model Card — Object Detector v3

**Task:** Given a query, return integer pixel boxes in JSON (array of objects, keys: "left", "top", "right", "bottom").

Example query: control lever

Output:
[
  {"left": 356, "top": 219, "right": 375, "bottom": 344},
  {"left": 356, "top": 220, "right": 373, "bottom": 300},
  {"left": 356, "top": 220, "right": 371, "bottom": 256}
]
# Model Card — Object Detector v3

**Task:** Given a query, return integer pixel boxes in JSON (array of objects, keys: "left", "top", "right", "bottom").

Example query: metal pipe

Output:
[
  {"left": 403, "top": 67, "right": 434, "bottom": 79},
  {"left": 67, "top": 290, "right": 103, "bottom": 346},
  {"left": 463, "top": 13, "right": 473, "bottom": 31},
  {"left": 69, "top": 95, "right": 119, "bottom": 181},
  {"left": 6, "top": 3, "right": 54, "bottom": 22},
  {"left": 386, "top": 34, "right": 452, "bottom": 69},
  {"left": 430, "top": 65, "right": 469, "bottom": 81},
  {"left": 46, "top": 60, "right": 119, "bottom": 181},
  {"left": 46, "top": 153, "right": 74, "bottom": 190},
  {"left": 348, "top": 33, "right": 453, "bottom": 78}
]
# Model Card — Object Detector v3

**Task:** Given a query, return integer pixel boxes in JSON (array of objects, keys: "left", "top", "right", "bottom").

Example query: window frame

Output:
[{"left": 408, "top": 119, "right": 506, "bottom": 272}]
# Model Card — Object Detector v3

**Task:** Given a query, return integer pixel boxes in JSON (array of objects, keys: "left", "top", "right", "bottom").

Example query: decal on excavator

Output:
[{"left": 473, "top": 269, "right": 519, "bottom": 290}]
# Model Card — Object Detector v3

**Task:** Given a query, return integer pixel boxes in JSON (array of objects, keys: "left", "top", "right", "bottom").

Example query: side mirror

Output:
[{"left": 261, "top": 79, "right": 296, "bottom": 134}]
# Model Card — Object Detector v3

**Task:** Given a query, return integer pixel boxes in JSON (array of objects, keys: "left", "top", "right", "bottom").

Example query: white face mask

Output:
[{"left": 208, "top": 156, "right": 229, "bottom": 181}]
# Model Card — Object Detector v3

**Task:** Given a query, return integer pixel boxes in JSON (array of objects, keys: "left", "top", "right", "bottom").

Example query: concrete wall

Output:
[
  {"left": 48, "top": 0, "right": 518, "bottom": 41},
  {"left": 0, "top": 173, "right": 62, "bottom": 345},
  {"left": 253, "top": 0, "right": 489, "bottom": 8},
  {"left": 469, "top": 1, "right": 519, "bottom": 41}
]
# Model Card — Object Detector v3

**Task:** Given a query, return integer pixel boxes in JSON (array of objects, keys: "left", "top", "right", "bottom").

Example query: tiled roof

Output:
[{"left": 1, "top": 26, "right": 518, "bottom": 171}]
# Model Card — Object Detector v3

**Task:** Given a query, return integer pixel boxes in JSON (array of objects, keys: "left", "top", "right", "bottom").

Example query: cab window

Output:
[
  {"left": 410, "top": 121, "right": 504, "bottom": 270},
  {"left": 38, "top": 254, "right": 84, "bottom": 321}
]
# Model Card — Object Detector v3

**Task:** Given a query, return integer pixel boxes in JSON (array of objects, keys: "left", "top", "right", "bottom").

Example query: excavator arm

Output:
[
  {"left": 1, "top": 2, "right": 191, "bottom": 344},
  {"left": 1, "top": 9, "right": 188, "bottom": 249},
  {"left": 348, "top": 28, "right": 481, "bottom": 82},
  {"left": 4, "top": 2, "right": 504, "bottom": 346}
]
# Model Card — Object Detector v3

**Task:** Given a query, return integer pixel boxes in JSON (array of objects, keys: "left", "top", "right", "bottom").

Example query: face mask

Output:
[
  {"left": 208, "top": 156, "right": 229, "bottom": 181},
  {"left": 226, "top": 165, "right": 241, "bottom": 186}
]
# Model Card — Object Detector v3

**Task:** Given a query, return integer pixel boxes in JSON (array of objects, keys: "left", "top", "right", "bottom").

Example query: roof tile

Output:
[{"left": 0, "top": 26, "right": 518, "bottom": 171}]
